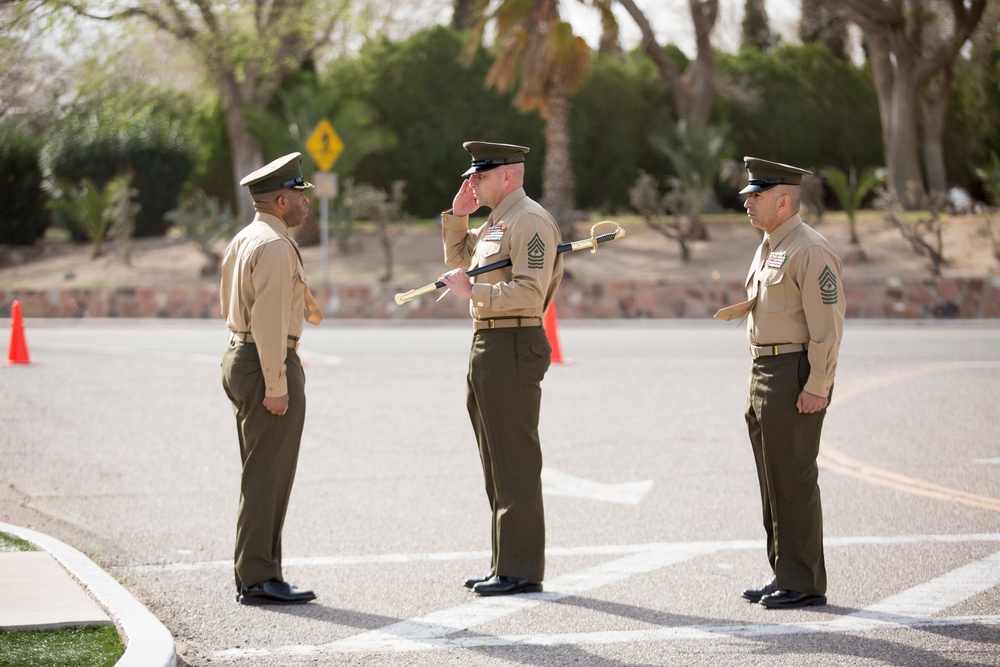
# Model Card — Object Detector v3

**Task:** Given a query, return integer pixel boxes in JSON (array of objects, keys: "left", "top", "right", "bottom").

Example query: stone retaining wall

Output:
[{"left": 3, "top": 276, "right": 999, "bottom": 320}]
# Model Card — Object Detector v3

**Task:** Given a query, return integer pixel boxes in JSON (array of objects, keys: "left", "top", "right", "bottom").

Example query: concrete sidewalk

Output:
[{"left": 0, "top": 522, "right": 175, "bottom": 667}]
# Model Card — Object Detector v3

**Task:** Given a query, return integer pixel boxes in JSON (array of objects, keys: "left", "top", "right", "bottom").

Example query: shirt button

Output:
[{"left": 477, "top": 302, "right": 484, "bottom": 307}]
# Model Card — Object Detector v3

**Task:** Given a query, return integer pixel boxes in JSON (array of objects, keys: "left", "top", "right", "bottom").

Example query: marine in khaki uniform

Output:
[
  {"left": 716, "top": 157, "right": 845, "bottom": 609},
  {"left": 439, "top": 141, "right": 563, "bottom": 596},
  {"left": 220, "top": 152, "right": 323, "bottom": 605}
]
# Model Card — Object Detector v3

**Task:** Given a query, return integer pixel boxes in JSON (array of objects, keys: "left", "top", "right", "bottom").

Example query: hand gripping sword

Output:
[{"left": 394, "top": 220, "right": 626, "bottom": 305}]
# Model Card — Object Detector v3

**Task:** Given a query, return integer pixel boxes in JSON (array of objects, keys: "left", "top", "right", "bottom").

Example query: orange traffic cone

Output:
[
  {"left": 6, "top": 300, "right": 31, "bottom": 365},
  {"left": 543, "top": 302, "right": 568, "bottom": 365}
]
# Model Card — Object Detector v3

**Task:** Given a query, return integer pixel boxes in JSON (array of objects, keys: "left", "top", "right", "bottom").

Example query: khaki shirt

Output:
[
  {"left": 220, "top": 212, "right": 322, "bottom": 397},
  {"left": 442, "top": 188, "right": 563, "bottom": 319},
  {"left": 716, "top": 214, "right": 845, "bottom": 397}
]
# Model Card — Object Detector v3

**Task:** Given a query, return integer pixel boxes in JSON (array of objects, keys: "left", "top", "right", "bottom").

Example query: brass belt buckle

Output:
[
  {"left": 489, "top": 318, "right": 496, "bottom": 329},
  {"left": 772, "top": 345, "right": 779, "bottom": 356}
]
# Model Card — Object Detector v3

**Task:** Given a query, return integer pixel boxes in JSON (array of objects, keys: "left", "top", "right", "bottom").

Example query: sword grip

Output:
[{"left": 394, "top": 281, "right": 444, "bottom": 305}]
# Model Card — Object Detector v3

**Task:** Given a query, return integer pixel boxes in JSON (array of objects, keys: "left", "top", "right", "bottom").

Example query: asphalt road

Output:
[{"left": 2, "top": 319, "right": 999, "bottom": 667}]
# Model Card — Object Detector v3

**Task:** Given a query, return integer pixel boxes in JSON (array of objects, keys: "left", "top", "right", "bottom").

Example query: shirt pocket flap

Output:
[
  {"left": 478, "top": 241, "right": 502, "bottom": 259},
  {"left": 762, "top": 270, "right": 785, "bottom": 287}
]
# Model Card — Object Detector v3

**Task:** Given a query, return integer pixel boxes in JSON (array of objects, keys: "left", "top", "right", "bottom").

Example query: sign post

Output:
[{"left": 305, "top": 119, "right": 344, "bottom": 286}]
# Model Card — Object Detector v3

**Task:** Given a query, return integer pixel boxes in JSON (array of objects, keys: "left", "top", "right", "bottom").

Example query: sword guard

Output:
[{"left": 588, "top": 220, "right": 625, "bottom": 254}]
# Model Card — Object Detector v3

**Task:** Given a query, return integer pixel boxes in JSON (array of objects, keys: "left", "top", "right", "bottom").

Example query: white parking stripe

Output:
[
  {"left": 833, "top": 548, "right": 1000, "bottom": 627},
  {"left": 208, "top": 536, "right": 1000, "bottom": 661},
  {"left": 133, "top": 533, "right": 999, "bottom": 573}
]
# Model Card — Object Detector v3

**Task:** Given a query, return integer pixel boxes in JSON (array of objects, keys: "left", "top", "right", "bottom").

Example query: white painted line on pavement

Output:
[
  {"left": 132, "top": 532, "right": 1000, "bottom": 573},
  {"left": 829, "top": 548, "right": 1000, "bottom": 631},
  {"left": 371, "top": 615, "right": 1000, "bottom": 651},
  {"left": 208, "top": 535, "right": 1000, "bottom": 661},
  {"left": 213, "top": 542, "right": 720, "bottom": 660},
  {"left": 542, "top": 468, "right": 654, "bottom": 504}
]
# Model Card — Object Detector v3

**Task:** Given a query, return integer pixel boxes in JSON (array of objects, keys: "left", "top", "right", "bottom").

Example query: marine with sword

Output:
[
  {"left": 397, "top": 141, "right": 624, "bottom": 596},
  {"left": 437, "top": 140, "right": 562, "bottom": 596}
]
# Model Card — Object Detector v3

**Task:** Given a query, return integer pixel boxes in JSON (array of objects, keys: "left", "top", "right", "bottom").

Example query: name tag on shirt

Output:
[
  {"left": 766, "top": 251, "right": 787, "bottom": 269},
  {"left": 484, "top": 223, "right": 507, "bottom": 242}
]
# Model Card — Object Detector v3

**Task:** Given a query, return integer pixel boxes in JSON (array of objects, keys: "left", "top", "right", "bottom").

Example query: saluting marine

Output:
[
  {"left": 439, "top": 141, "right": 563, "bottom": 596},
  {"left": 716, "top": 157, "right": 846, "bottom": 609}
]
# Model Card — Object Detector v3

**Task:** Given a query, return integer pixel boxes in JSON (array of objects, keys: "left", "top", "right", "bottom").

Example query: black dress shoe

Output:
[
  {"left": 741, "top": 577, "right": 777, "bottom": 603},
  {"left": 464, "top": 573, "right": 495, "bottom": 589},
  {"left": 473, "top": 575, "right": 542, "bottom": 597},
  {"left": 759, "top": 589, "right": 827, "bottom": 609},
  {"left": 237, "top": 580, "right": 316, "bottom": 605}
]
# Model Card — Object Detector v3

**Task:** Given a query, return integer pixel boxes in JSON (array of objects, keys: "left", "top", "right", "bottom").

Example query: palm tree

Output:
[
  {"left": 651, "top": 120, "right": 730, "bottom": 241},
  {"left": 462, "top": 0, "right": 599, "bottom": 237},
  {"left": 822, "top": 165, "right": 883, "bottom": 247}
]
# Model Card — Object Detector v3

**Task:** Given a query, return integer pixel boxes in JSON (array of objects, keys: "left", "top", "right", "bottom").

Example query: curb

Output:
[{"left": 0, "top": 522, "right": 175, "bottom": 667}]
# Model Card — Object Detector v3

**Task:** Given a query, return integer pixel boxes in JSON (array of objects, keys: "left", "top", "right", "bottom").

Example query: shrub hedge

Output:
[
  {"left": 39, "top": 107, "right": 194, "bottom": 238},
  {"left": 0, "top": 125, "right": 49, "bottom": 245}
]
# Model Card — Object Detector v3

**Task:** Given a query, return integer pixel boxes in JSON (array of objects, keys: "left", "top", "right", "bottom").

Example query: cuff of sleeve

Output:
[
  {"left": 804, "top": 376, "right": 831, "bottom": 398},
  {"left": 265, "top": 377, "right": 288, "bottom": 398},
  {"left": 441, "top": 211, "right": 469, "bottom": 230},
  {"left": 471, "top": 283, "right": 490, "bottom": 308}
]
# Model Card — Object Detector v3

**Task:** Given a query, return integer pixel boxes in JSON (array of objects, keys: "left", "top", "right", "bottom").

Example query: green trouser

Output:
[
  {"left": 222, "top": 340, "right": 306, "bottom": 591},
  {"left": 467, "top": 326, "right": 551, "bottom": 583},
  {"left": 745, "top": 351, "right": 828, "bottom": 596}
]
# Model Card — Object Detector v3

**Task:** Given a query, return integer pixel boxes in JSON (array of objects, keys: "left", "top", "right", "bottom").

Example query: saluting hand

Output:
[{"left": 452, "top": 179, "right": 478, "bottom": 217}]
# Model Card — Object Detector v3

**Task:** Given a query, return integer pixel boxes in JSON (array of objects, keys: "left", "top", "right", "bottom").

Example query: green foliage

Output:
[
  {"left": 44, "top": 178, "right": 111, "bottom": 257},
  {"left": 0, "top": 124, "right": 50, "bottom": 245},
  {"left": 182, "top": 99, "right": 235, "bottom": 208},
  {"left": 741, "top": 0, "right": 774, "bottom": 52},
  {"left": 715, "top": 43, "right": 882, "bottom": 208},
  {"left": 0, "top": 532, "right": 33, "bottom": 552},
  {"left": 39, "top": 104, "right": 194, "bottom": 238},
  {"left": 44, "top": 173, "right": 138, "bottom": 260},
  {"left": 245, "top": 69, "right": 392, "bottom": 179},
  {"left": 569, "top": 54, "right": 674, "bottom": 212},
  {"left": 338, "top": 26, "right": 544, "bottom": 218},
  {"left": 165, "top": 190, "right": 240, "bottom": 275},
  {"left": 651, "top": 120, "right": 732, "bottom": 239},
  {"left": 947, "top": 38, "right": 1000, "bottom": 193},
  {"left": 974, "top": 153, "right": 1000, "bottom": 207},
  {"left": 8, "top": 21, "right": 998, "bottom": 227},
  {"left": 822, "top": 165, "right": 884, "bottom": 244},
  {"left": 823, "top": 166, "right": 883, "bottom": 219},
  {"left": 0, "top": 625, "right": 124, "bottom": 667}
]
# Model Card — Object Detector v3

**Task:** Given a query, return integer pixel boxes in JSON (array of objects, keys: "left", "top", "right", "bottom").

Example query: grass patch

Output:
[
  {"left": 0, "top": 534, "right": 124, "bottom": 666},
  {"left": 0, "top": 533, "right": 33, "bottom": 553},
  {"left": 0, "top": 626, "right": 124, "bottom": 667}
]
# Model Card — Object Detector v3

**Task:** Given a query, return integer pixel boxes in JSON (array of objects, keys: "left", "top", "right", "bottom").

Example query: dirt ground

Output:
[{"left": 1, "top": 211, "right": 998, "bottom": 292}]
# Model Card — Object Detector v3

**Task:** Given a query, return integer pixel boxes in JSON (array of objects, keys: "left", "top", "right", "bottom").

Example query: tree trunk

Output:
[
  {"left": 885, "top": 70, "right": 925, "bottom": 208},
  {"left": 685, "top": 0, "right": 718, "bottom": 127},
  {"left": 861, "top": 20, "right": 923, "bottom": 207},
  {"left": 218, "top": 76, "right": 264, "bottom": 223},
  {"left": 540, "top": 80, "right": 577, "bottom": 239},
  {"left": 818, "top": 0, "right": 986, "bottom": 209},
  {"left": 920, "top": 68, "right": 952, "bottom": 195},
  {"left": 616, "top": 0, "right": 717, "bottom": 128}
]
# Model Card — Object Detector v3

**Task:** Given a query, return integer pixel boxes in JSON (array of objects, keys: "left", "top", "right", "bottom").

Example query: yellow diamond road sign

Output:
[{"left": 306, "top": 119, "right": 343, "bottom": 172}]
